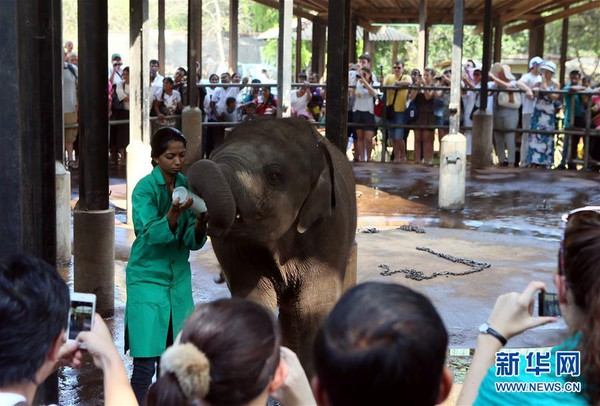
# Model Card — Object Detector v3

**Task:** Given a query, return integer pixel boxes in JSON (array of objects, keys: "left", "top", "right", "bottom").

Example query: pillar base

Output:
[
  {"left": 471, "top": 110, "right": 494, "bottom": 169},
  {"left": 439, "top": 132, "right": 467, "bottom": 211},
  {"left": 126, "top": 140, "right": 152, "bottom": 225},
  {"left": 56, "top": 161, "right": 72, "bottom": 263},
  {"left": 74, "top": 208, "right": 115, "bottom": 317}
]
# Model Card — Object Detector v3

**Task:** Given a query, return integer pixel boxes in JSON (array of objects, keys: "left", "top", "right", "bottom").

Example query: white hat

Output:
[
  {"left": 529, "top": 56, "right": 544, "bottom": 69},
  {"left": 540, "top": 61, "right": 557, "bottom": 74}
]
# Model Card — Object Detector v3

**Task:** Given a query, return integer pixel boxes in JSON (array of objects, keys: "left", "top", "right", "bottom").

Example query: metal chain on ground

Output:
[
  {"left": 397, "top": 224, "right": 426, "bottom": 233},
  {"left": 379, "top": 246, "right": 491, "bottom": 281}
]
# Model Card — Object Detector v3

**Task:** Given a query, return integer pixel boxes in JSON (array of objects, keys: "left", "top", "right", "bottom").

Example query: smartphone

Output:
[
  {"left": 538, "top": 291, "right": 561, "bottom": 317},
  {"left": 67, "top": 292, "right": 96, "bottom": 345}
]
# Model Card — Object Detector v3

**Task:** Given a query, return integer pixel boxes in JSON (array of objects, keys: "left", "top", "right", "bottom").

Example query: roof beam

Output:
[
  {"left": 252, "top": 0, "right": 319, "bottom": 21},
  {"left": 505, "top": 0, "right": 599, "bottom": 34},
  {"left": 498, "top": 0, "right": 555, "bottom": 24}
]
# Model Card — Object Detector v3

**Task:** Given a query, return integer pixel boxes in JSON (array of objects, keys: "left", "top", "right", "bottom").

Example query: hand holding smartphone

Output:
[
  {"left": 538, "top": 291, "right": 561, "bottom": 317},
  {"left": 67, "top": 292, "right": 97, "bottom": 348}
]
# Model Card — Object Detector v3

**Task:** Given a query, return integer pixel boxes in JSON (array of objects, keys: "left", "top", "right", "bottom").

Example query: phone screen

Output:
[
  {"left": 538, "top": 291, "right": 561, "bottom": 317},
  {"left": 68, "top": 299, "right": 95, "bottom": 340}
]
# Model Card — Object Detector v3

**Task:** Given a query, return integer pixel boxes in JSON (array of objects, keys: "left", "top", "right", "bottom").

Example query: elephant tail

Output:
[{"left": 187, "top": 160, "right": 236, "bottom": 237}]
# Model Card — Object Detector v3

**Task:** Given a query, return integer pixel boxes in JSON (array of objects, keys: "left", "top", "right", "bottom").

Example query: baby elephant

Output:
[{"left": 187, "top": 117, "right": 357, "bottom": 375}]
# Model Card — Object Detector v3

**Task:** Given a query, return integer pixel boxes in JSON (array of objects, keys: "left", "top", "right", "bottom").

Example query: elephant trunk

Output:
[{"left": 187, "top": 160, "right": 236, "bottom": 237}]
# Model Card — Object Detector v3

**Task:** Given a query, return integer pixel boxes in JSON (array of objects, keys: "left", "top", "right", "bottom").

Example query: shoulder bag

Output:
[{"left": 386, "top": 90, "right": 398, "bottom": 120}]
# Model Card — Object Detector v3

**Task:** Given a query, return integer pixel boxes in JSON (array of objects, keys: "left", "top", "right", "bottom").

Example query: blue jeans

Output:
[{"left": 389, "top": 111, "right": 406, "bottom": 140}]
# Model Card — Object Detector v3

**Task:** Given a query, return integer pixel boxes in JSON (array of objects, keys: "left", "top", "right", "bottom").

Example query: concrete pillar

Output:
[
  {"left": 56, "top": 162, "right": 71, "bottom": 263},
  {"left": 128, "top": 0, "right": 152, "bottom": 224},
  {"left": 182, "top": 106, "right": 203, "bottom": 173},
  {"left": 471, "top": 110, "right": 494, "bottom": 168},
  {"left": 74, "top": 209, "right": 115, "bottom": 317},
  {"left": 439, "top": 0, "right": 466, "bottom": 211}
]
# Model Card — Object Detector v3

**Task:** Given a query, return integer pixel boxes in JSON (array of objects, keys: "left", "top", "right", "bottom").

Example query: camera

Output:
[
  {"left": 538, "top": 291, "right": 561, "bottom": 317},
  {"left": 67, "top": 292, "right": 96, "bottom": 347}
]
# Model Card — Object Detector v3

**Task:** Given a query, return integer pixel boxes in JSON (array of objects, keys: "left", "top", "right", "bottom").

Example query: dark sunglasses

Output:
[{"left": 558, "top": 206, "right": 600, "bottom": 275}]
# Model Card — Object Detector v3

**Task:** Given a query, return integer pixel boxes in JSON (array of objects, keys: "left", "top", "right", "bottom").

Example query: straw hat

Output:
[{"left": 490, "top": 63, "right": 515, "bottom": 81}]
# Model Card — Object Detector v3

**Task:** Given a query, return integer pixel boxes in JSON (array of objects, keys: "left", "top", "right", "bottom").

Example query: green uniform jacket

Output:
[{"left": 125, "top": 166, "right": 206, "bottom": 357}]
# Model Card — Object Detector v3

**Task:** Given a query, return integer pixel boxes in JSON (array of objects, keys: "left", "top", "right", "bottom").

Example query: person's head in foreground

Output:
[
  {"left": 559, "top": 207, "right": 600, "bottom": 403},
  {"left": 0, "top": 254, "right": 69, "bottom": 400},
  {"left": 312, "top": 282, "right": 452, "bottom": 406},
  {"left": 146, "top": 298, "right": 286, "bottom": 406}
]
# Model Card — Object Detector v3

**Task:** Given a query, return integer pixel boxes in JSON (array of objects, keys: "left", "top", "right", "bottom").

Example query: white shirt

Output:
[
  {"left": 352, "top": 80, "right": 374, "bottom": 114},
  {"left": 519, "top": 71, "right": 541, "bottom": 114},
  {"left": 291, "top": 89, "right": 310, "bottom": 114},
  {"left": 116, "top": 81, "right": 130, "bottom": 110},
  {"left": 62, "top": 63, "right": 78, "bottom": 113},
  {"left": 0, "top": 392, "right": 27, "bottom": 406},
  {"left": 154, "top": 89, "right": 182, "bottom": 113}
]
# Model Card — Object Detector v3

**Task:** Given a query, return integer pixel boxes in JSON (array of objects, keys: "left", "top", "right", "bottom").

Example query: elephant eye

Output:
[{"left": 264, "top": 164, "right": 285, "bottom": 186}]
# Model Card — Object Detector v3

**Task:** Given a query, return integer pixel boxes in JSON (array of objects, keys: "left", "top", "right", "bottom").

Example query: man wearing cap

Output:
[
  {"left": 517, "top": 56, "right": 543, "bottom": 167},
  {"left": 559, "top": 69, "right": 587, "bottom": 169},
  {"left": 109, "top": 53, "right": 124, "bottom": 85}
]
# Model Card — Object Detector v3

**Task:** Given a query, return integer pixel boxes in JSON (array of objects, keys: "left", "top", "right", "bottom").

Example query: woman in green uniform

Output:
[{"left": 125, "top": 127, "right": 207, "bottom": 404}]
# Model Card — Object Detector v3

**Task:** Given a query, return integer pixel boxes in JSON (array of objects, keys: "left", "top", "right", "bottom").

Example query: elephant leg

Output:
[
  {"left": 343, "top": 240, "right": 358, "bottom": 292},
  {"left": 229, "top": 275, "right": 278, "bottom": 314},
  {"left": 279, "top": 272, "right": 343, "bottom": 378}
]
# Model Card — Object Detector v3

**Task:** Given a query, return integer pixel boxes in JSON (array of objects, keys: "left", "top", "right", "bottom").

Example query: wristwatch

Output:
[{"left": 478, "top": 323, "right": 507, "bottom": 346}]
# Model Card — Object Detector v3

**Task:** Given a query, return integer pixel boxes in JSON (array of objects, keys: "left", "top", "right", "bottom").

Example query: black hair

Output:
[
  {"left": 314, "top": 282, "right": 448, "bottom": 406},
  {"left": 163, "top": 77, "right": 174, "bottom": 85},
  {"left": 150, "top": 127, "right": 187, "bottom": 167},
  {"left": 123, "top": 66, "right": 129, "bottom": 73},
  {"left": 226, "top": 97, "right": 236, "bottom": 106},
  {"left": 209, "top": 73, "right": 219, "bottom": 82},
  {"left": 177, "top": 67, "right": 187, "bottom": 76},
  {"left": 146, "top": 298, "right": 281, "bottom": 406},
  {"left": 359, "top": 53, "right": 372, "bottom": 63},
  {"left": 150, "top": 59, "right": 159, "bottom": 66},
  {"left": 562, "top": 212, "right": 600, "bottom": 403},
  {"left": 251, "top": 78, "right": 262, "bottom": 84},
  {"left": 0, "top": 254, "right": 70, "bottom": 387}
]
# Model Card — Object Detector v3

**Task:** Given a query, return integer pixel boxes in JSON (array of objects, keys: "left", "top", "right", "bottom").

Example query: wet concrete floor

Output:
[{"left": 61, "top": 163, "right": 600, "bottom": 405}]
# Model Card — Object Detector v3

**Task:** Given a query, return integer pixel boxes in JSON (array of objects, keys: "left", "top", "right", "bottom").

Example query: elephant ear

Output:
[{"left": 297, "top": 137, "right": 336, "bottom": 234}]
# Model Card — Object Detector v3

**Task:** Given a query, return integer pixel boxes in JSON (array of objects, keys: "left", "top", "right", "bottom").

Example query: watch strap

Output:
[{"left": 479, "top": 323, "right": 507, "bottom": 346}]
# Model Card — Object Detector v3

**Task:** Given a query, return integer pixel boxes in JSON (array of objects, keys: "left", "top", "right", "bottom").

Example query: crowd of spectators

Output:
[{"left": 61, "top": 39, "right": 600, "bottom": 170}]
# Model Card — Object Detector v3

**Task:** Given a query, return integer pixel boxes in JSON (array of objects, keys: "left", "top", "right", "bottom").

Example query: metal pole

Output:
[
  {"left": 480, "top": 0, "right": 492, "bottom": 111},
  {"left": 229, "top": 0, "right": 239, "bottom": 72},
  {"left": 448, "top": 0, "right": 464, "bottom": 135},
  {"left": 277, "top": 0, "right": 293, "bottom": 118},
  {"left": 158, "top": 0, "right": 165, "bottom": 74},
  {"left": 188, "top": 0, "right": 201, "bottom": 107}
]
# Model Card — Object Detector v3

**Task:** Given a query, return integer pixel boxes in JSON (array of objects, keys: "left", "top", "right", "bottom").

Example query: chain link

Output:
[
  {"left": 397, "top": 225, "right": 426, "bottom": 233},
  {"left": 379, "top": 246, "right": 491, "bottom": 281}
]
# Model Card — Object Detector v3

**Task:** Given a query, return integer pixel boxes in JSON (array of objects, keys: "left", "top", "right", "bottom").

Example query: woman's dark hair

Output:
[
  {"left": 146, "top": 298, "right": 281, "bottom": 406},
  {"left": 123, "top": 66, "right": 129, "bottom": 73},
  {"left": 150, "top": 127, "right": 187, "bottom": 167},
  {"left": 563, "top": 212, "right": 600, "bottom": 403},
  {"left": 209, "top": 73, "right": 219, "bottom": 82},
  {"left": 360, "top": 67, "right": 373, "bottom": 84},
  {"left": 163, "top": 77, "right": 174, "bottom": 85}
]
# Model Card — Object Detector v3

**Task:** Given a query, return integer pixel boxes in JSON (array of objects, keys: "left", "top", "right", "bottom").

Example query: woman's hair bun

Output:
[{"left": 160, "top": 343, "right": 211, "bottom": 400}]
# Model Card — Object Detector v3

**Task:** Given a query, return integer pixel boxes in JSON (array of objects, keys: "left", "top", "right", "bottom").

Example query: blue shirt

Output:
[
  {"left": 474, "top": 335, "right": 587, "bottom": 406},
  {"left": 563, "top": 83, "right": 585, "bottom": 128}
]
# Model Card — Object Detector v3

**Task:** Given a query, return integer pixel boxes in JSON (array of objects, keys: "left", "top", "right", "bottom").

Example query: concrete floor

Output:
[{"left": 61, "top": 162, "right": 600, "bottom": 405}]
